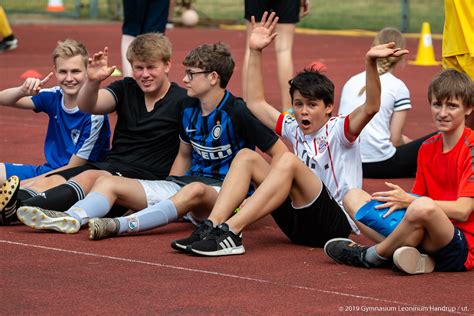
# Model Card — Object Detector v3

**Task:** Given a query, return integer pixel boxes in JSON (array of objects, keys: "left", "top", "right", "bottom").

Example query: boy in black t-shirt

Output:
[{"left": 0, "top": 33, "right": 187, "bottom": 225}]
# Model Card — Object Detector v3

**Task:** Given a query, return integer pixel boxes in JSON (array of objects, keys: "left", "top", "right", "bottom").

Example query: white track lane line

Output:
[{"left": 1, "top": 239, "right": 467, "bottom": 315}]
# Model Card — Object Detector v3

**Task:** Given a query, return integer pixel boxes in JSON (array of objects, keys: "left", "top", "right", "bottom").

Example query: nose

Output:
[
  {"left": 183, "top": 74, "right": 190, "bottom": 83},
  {"left": 65, "top": 72, "right": 73, "bottom": 81},
  {"left": 439, "top": 105, "right": 448, "bottom": 116}
]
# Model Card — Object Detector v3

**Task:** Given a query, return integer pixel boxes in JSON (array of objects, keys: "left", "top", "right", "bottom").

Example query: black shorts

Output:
[
  {"left": 423, "top": 227, "right": 469, "bottom": 272},
  {"left": 122, "top": 0, "right": 169, "bottom": 36},
  {"left": 48, "top": 161, "right": 165, "bottom": 181},
  {"left": 271, "top": 184, "right": 352, "bottom": 247},
  {"left": 244, "top": 0, "right": 300, "bottom": 24}
]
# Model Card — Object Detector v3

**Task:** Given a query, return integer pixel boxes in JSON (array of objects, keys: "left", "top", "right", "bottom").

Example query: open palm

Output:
[{"left": 249, "top": 11, "right": 279, "bottom": 51}]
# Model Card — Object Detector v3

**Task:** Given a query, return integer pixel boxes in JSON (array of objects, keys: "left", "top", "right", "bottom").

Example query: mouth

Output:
[{"left": 300, "top": 119, "right": 311, "bottom": 128}]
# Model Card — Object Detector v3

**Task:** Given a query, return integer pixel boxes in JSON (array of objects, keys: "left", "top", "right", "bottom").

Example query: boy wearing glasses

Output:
[{"left": 17, "top": 42, "right": 287, "bottom": 238}]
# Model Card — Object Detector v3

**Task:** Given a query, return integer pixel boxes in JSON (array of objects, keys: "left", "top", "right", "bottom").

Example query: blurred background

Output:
[{"left": 2, "top": 0, "right": 444, "bottom": 34}]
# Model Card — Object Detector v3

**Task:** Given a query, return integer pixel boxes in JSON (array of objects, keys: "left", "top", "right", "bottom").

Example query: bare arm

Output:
[
  {"left": 264, "top": 138, "right": 289, "bottom": 159},
  {"left": 435, "top": 197, "right": 473, "bottom": 222},
  {"left": 300, "top": 0, "right": 310, "bottom": 17},
  {"left": 390, "top": 109, "right": 410, "bottom": 146},
  {"left": 168, "top": 142, "right": 192, "bottom": 176},
  {"left": 246, "top": 11, "right": 282, "bottom": 131},
  {"left": 0, "top": 72, "right": 54, "bottom": 110},
  {"left": 77, "top": 47, "right": 117, "bottom": 114},
  {"left": 347, "top": 43, "right": 409, "bottom": 139}
]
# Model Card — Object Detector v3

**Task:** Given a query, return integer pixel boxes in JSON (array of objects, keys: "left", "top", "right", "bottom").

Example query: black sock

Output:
[
  {"left": 3, "top": 35, "right": 15, "bottom": 41},
  {"left": 17, "top": 188, "right": 37, "bottom": 201},
  {"left": 21, "top": 180, "right": 86, "bottom": 211}
]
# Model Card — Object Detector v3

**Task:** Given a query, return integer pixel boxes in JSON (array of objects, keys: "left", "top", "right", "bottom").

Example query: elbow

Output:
[{"left": 457, "top": 210, "right": 471, "bottom": 222}]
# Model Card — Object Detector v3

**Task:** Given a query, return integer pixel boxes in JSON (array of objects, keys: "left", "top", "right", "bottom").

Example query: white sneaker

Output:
[
  {"left": 393, "top": 246, "right": 435, "bottom": 274},
  {"left": 17, "top": 206, "right": 80, "bottom": 234}
]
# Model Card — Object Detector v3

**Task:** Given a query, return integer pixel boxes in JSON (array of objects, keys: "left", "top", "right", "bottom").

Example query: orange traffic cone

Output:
[
  {"left": 409, "top": 22, "right": 441, "bottom": 66},
  {"left": 46, "top": 0, "right": 65, "bottom": 12}
]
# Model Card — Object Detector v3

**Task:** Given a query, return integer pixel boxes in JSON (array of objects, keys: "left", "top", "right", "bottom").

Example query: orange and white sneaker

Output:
[
  {"left": 17, "top": 206, "right": 80, "bottom": 234},
  {"left": 393, "top": 246, "right": 435, "bottom": 274}
]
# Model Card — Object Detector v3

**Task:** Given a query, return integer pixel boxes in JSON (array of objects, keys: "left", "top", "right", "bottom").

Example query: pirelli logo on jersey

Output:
[{"left": 191, "top": 141, "right": 233, "bottom": 160}]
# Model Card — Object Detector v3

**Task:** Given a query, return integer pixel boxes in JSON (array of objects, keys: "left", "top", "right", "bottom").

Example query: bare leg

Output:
[
  {"left": 343, "top": 188, "right": 385, "bottom": 243},
  {"left": 0, "top": 163, "right": 6, "bottom": 184},
  {"left": 226, "top": 152, "right": 322, "bottom": 233},
  {"left": 274, "top": 23, "right": 295, "bottom": 110},
  {"left": 172, "top": 182, "right": 220, "bottom": 220},
  {"left": 91, "top": 175, "right": 148, "bottom": 211},
  {"left": 375, "top": 197, "right": 455, "bottom": 257},
  {"left": 208, "top": 149, "right": 272, "bottom": 225},
  {"left": 121, "top": 34, "right": 135, "bottom": 77}
]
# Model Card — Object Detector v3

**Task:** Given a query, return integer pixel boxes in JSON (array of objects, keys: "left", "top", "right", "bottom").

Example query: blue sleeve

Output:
[
  {"left": 73, "top": 114, "right": 109, "bottom": 161},
  {"left": 31, "top": 90, "right": 54, "bottom": 114}
]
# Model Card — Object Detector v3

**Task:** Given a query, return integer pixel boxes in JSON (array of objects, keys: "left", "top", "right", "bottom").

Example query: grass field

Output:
[{"left": 3, "top": 0, "right": 444, "bottom": 33}]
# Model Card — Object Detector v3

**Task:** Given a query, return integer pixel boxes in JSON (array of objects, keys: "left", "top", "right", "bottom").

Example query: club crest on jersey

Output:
[
  {"left": 212, "top": 122, "right": 222, "bottom": 140},
  {"left": 71, "top": 129, "right": 80, "bottom": 144},
  {"left": 317, "top": 138, "right": 328, "bottom": 153}
]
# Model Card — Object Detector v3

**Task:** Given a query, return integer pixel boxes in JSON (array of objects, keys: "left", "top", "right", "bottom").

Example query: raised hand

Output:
[
  {"left": 371, "top": 182, "right": 417, "bottom": 217},
  {"left": 20, "top": 72, "right": 54, "bottom": 96},
  {"left": 87, "top": 47, "right": 116, "bottom": 82},
  {"left": 249, "top": 11, "right": 279, "bottom": 51},
  {"left": 366, "top": 42, "right": 409, "bottom": 61}
]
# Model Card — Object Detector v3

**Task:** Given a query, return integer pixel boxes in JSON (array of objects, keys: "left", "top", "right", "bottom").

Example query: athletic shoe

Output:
[
  {"left": 0, "top": 37, "right": 18, "bottom": 52},
  {"left": 0, "top": 176, "right": 20, "bottom": 225},
  {"left": 17, "top": 206, "right": 80, "bottom": 234},
  {"left": 323, "top": 238, "right": 371, "bottom": 268},
  {"left": 188, "top": 223, "right": 245, "bottom": 256},
  {"left": 88, "top": 218, "right": 120, "bottom": 240},
  {"left": 393, "top": 246, "right": 435, "bottom": 274},
  {"left": 171, "top": 219, "right": 214, "bottom": 252}
]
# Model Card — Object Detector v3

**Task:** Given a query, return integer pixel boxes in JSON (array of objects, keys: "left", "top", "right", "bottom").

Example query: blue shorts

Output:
[
  {"left": 4, "top": 163, "right": 54, "bottom": 180},
  {"left": 423, "top": 227, "right": 468, "bottom": 272}
]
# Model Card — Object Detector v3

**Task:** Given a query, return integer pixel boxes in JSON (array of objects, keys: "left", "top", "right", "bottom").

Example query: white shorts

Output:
[{"left": 137, "top": 179, "right": 221, "bottom": 225}]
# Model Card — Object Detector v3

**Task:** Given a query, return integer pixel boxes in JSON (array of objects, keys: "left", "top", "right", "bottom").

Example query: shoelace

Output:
[{"left": 342, "top": 245, "right": 370, "bottom": 268}]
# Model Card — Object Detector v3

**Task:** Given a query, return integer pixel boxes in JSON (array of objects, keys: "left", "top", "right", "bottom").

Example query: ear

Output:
[
  {"left": 325, "top": 103, "right": 334, "bottom": 116},
  {"left": 209, "top": 71, "right": 220, "bottom": 86},
  {"left": 163, "top": 60, "right": 171, "bottom": 75}
]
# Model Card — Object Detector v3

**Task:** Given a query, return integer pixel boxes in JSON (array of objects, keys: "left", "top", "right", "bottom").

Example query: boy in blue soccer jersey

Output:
[
  {"left": 17, "top": 42, "right": 288, "bottom": 237},
  {"left": 0, "top": 39, "right": 110, "bottom": 185}
]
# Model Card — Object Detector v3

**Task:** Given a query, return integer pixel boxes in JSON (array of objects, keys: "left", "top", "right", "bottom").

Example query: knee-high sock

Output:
[
  {"left": 117, "top": 199, "right": 178, "bottom": 234},
  {"left": 0, "top": 6, "right": 13, "bottom": 38},
  {"left": 21, "top": 180, "right": 85, "bottom": 211},
  {"left": 66, "top": 192, "right": 111, "bottom": 225}
]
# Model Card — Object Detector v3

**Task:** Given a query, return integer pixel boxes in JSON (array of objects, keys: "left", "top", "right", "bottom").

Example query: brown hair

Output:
[
  {"left": 183, "top": 42, "right": 235, "bottom": 88},
  {"left": 127, "top": 33, "right": 172, "bottom": 64},
  {"left": 428, "top": 68, "right": 473, "bottom": 109},
  {"left": 52, "top": 39, "right": 88, "bottom": 68}
]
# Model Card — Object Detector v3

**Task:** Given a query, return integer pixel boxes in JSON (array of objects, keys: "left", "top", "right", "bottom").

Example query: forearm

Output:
[
  {"left": 0, "top": 87, "right": 27, "bottom": 107},
  {"left": 364, "top": 57, "right": 381, "bottom": 116},
  {"left": 247, "top": 49, "right": 266, "bottom": 106},
  {"left": 435, "top": 199, "right": 472, "bottom": 222},
  {"left": 77, "top": 80, "right": 101, "bottom": 113}
]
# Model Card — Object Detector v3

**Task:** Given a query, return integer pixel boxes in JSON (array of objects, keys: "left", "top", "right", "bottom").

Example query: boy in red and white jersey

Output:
[
  {"left": 325, "top": 68, "right": 474, "bottom": 274},
  {"left": 171, "top": 12, "right": 408, "bottom": 256}
]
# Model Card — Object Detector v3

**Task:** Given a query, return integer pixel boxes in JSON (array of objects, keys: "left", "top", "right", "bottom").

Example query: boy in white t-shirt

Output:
[{"left": 170, "top": 12, "right": 409, "bottom": 256}]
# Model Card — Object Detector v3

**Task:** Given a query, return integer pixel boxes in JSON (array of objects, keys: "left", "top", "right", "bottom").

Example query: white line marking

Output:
[{"left": 0, "top": 239, "right": 467, "bottom": 314}]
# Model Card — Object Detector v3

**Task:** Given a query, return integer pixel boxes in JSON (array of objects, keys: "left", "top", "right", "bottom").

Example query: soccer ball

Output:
[{"left": 181, "top": 9, "right": 199, "bottom": 27}]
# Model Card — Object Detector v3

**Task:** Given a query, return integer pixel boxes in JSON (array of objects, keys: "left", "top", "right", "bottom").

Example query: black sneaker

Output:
[
  {"left": 0, "top": 176, "right": 20, "bottom": 225},
  {"left": 323, "top": 238, "right": 371, "bottom": 268},
  {"left": 188, "top": 223, "right": 245, "bottom": 256},
  {"left": 171, "top": 219, "right": 214, "bottom": 252}
]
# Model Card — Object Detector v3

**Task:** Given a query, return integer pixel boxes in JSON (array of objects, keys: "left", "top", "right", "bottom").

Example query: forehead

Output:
[
  {"left": 54, "top": 55, "right": 85, "bottom": 70},
  {"left": 132, "top": 59, "right": 165, "bottom": 67},
  {"left": 292, "top": 90, "right": 322, "bottom": 102}
]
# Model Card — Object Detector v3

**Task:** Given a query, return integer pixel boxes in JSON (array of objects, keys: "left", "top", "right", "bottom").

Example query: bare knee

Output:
[
  {"left": 93, "top": 175, "right": 116, "bottom": 191},
  {"left": 72, "top": 170, "right": 111, "bottom": 189},
  {"left": 405, "top": 197, "right": 438, "bottom": 224},
  {"left": 273, "top": 152, "right": 300, "bottom": 172},
  {"left": 343, "top": 188, "right": 370, "bottom": 218},
  {"left": 181, "top": 182, "right": 211, "bottom": 201}
]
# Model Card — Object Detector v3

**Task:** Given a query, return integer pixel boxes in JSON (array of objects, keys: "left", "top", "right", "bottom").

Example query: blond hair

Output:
[
  {"left": 52, "top": 39, "right": 88, "bottom": 68},
  {"left": 127, "top": 33, "right": 172, "bottom": 64},
  {"left": 358, "top": 27, "right": 406, "bottom": 96}
]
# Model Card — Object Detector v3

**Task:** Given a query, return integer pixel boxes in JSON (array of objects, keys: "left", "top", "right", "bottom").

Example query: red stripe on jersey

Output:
[
  {"left": 276, "top": 113, "right": 285, "bottom": 136},
  {"left": 343, "top": 115, "right": 358, "bottom": 143}
]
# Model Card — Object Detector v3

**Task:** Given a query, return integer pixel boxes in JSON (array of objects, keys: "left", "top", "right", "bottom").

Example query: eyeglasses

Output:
[{"left": 185, "top": 69, "right": 213, "bottom": 81}]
